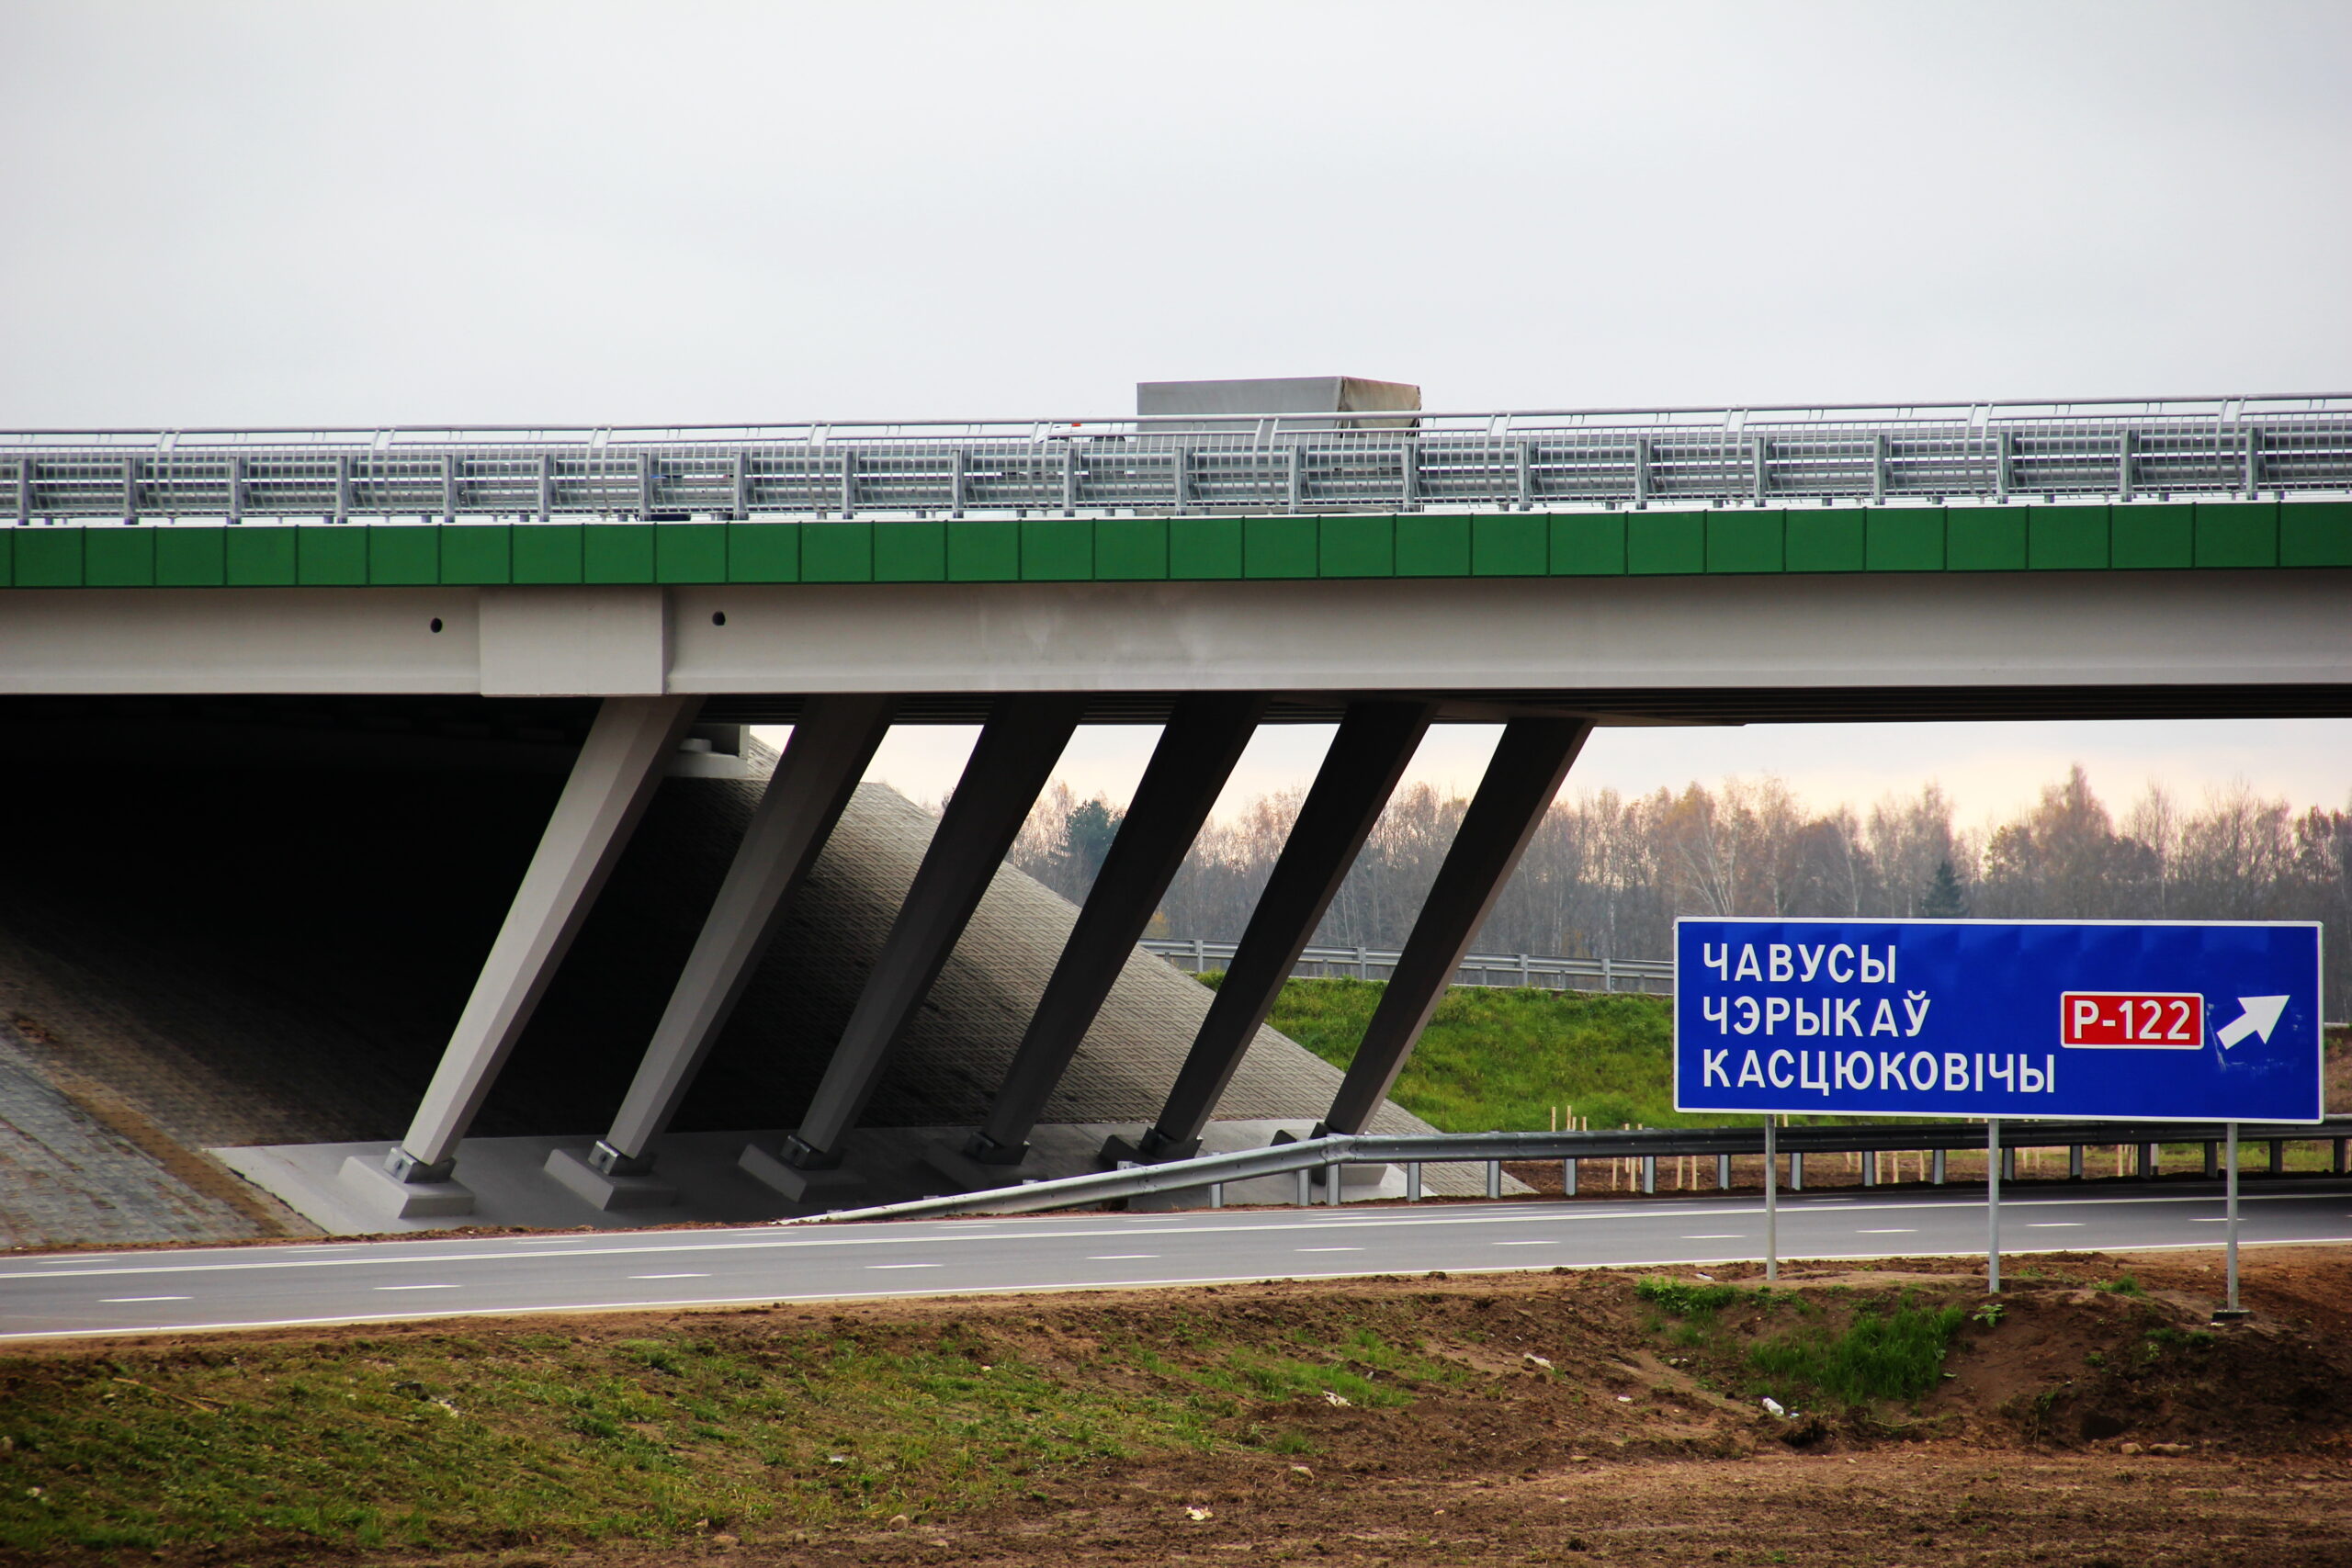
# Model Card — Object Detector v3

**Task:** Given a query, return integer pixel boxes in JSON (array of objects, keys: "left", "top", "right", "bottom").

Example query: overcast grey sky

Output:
[{"left": 4, "top": 1, "right": 2346, "bottom": 821}]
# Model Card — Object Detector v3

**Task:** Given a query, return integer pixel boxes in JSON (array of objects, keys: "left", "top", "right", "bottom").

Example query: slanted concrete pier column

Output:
[
  {"left": 1320, "top": 716, "right": 1589, "bottom": 1135},
  {"left": 343, "top": 694, "right": 701, "bottom": 1218},
  {"left": 544, "top": 695, "right": 895, "bottom": 1211},
  {"left": 745, "top": 695, "right": 1085, "bottom": 1201},
  {"left": 1114, "top": 700, "right": 1433, "bottom": 1163},
  {"left": 947, "top": 694, "right": 1264, "bottom": 1182}
]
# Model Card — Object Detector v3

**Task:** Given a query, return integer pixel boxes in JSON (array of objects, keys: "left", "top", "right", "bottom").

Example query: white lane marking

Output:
[
  {"left": 1683, "top": 1234, "right": 1746, "bottom": 1240},
  {"left": 2189, "top": 1217, "right": 2231, "bottom": 1223},
  {"left": 1493, "top": 1240, "right": 1556, "bottom": 1247},
  {"left": 1087, "top": 1254, "right": 1160, "bottom": 1260},
  {"left": 2027, "top": 1223, "right": 2085, "bottom": 1228},
  {"left": 24, "top": 1235, "right": 2352, "bottom": 1343},
  {"left": 1296, "top": 1247, "right": 1363, "bottom": 1253},
  {"left": 12, "top": 1188, "right": 2345, "bottom": 1283},
  {"left": 101, "top": 1296, "right": 191, "bottom": 1303},
  {"left": 866, "top": 1263, "right": 943, "bottom": 1270},
  {"left": 628, "top": 1273, "right": 709, "bottom": 1280},
  {"left": 1856, "top": 1228, "right": 1917, "bottom": 1234},
  {"left": 374, "top": 1283, "right": 461, "bottom": 1292}
]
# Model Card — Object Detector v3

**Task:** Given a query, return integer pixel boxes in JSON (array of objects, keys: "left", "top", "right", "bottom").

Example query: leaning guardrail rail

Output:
[{"left": 782, "top": 1116, "right": 2352, "bottom": 1226}]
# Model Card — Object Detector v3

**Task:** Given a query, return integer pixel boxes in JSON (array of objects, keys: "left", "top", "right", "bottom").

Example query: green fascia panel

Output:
[
  {"left": 2280, "top": 501, "right": 2352, "bottom": 568},
  {"left": 1021, "top": 518, "right": 1093, "bottom": 581},
  {"left": 15, "top": 529, "right": 85, "bottom": 587},
  {"left": 946, "top": 521, "right": 1018, "bottom": 581},
  {"left": 368, "top": 526, "right": 438, "bottom": 585},
  {"left": 512, "top": 524, "right": 585, "bottom": 584},
  {"left": 874, "top": 521, "right": 947, "bottom": 582},
  {"left": 586, "top": 524, "right": 657, "bottom": 583},
  {"left": 440, "top": 525, "right": 513, "bottom": 585},
  {"left": 2194, "top": 501, "right": 2278, "bottom": 568},
  {"left": 1093, "top": 518, "right": 1168, "bottom": 580},
  {"left": 1705, "top": 510, "right": 1784, "bottom": 574},
  {"left": 1170, "top": 516, "right": 1242, "bottom": 580},
  {"left": 1547, "top": 513, "right": 1624, "bottom": 575},
  {"left": 1864, "top": 509, "right": 1943, "bottom": 572},
  {"left": 1783, "top": 510, "right": 1866, "bottom": 573},
  {"left": 295, "top": 525, "right": 368, "bottom": 585},
  {"left": 1471, "top": 513, "right": 1547, "bottom": 576},
  {"left": 224, "top": 526, "right": 297, "bottom": 586},
  {"left": 2109, "top": 505, "right": 2193, "bottom": 570},
  {"left": 1318, "top": 514, "right": 1394, "bottom": 578},
  {"left": 85, "top": 528, "right": 157, "bottom": 587},
  {"left": 1945, "top": 508, "right": 2028, "bottom": 571},
  {"left": 1396, "top": 513, "right": 1472, "bottom": 576},
  {"left": 1627, "top": 511, "right": 1707, "bottom": 575},
  {"left": 0, "top": 531, "right": 9, "bottom": 586},
  {"left": 156, "top": 527, "right": 227, "bottom": 587},
  {"left": 2029, "top": 504, "right": 2109, "bottom": 570},
  {"left": 729, "top": 522, "right": 801, "bottom": 582},
  {"left": 801, "top": 522, "right": 874, "bottom": 582},
  {"left": 1243, "top": 515, "right": 1317, "bottom": 580},
  {"left": 655, "top": 523, "right": 728, "bottom": 584}
]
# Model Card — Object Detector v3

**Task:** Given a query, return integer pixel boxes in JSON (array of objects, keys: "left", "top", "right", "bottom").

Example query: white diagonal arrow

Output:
[{"left": 2215, "top": 995, "right": 2288, "bottom": 1050}]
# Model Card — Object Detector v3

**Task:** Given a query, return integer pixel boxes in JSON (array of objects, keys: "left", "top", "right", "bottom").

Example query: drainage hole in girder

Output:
[
  {"left": 712, "top": 610, "right": 727, "bottom": 626},
  {"left": 429, "top": 617, "right": 443, "bottom": 634}
]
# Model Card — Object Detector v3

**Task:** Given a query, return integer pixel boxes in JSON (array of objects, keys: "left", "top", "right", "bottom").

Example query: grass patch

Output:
[
  {"left": 1634, "top": 1279, "right": 1970, "bottom": 1411},
  {"left": 2093, "top": 1275, "right": 2146, "bottom": 1296},
  {"left": 0, "top": 1314, "right": 1458, "bottom": 1556},
  {"left": 1634, "top": 1278, "right": 1747, "bottom": 1318},
  {"left": 1745, "top": 1299, "right": 1972, "bottom": 1409}
]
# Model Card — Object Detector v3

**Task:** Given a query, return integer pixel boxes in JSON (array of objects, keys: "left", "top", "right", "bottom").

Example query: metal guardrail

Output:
[
  {"left": 789, "top": 1117, "right": 2352, "bottom": 1224},
  {"left": 1141, "top": 939, "right": 1673, "bottom": 995},
  {"left": 8, "top": 395, "right": 2349, "bottom": 523}
]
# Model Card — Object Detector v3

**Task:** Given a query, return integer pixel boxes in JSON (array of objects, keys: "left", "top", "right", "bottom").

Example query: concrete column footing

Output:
[
  {"left": 738, "top": 1142, "right": 871, "bottom": 1204},
  {"left": 544, "top": 1146, "right": 680, "bottom": 1211},
  {"left": 337, "top": 1155, "right": 477, "bottom": 1219},
  {"left": 920, "top": 1138, "right": 1051, "bottom": 1194}
]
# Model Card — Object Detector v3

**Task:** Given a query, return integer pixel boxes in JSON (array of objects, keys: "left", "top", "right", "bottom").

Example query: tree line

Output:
[{"left": 1005, "top": 765, "right": 2351, "bottom": 1009}]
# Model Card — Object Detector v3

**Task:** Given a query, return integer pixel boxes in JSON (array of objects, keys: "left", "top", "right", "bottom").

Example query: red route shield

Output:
[{"left": 2060, "top": 991, "right": 2204, "bottom": 1049}]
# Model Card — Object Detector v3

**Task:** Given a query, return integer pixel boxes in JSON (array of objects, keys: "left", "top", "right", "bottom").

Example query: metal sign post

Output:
[
  {"left": 1763, "top": 1117, "right": 1778, "bottom": 1282},
  {"left": 1985, "top": 1119, "right": 2002, "bottom": 1293},
  {"left": 2220, "top": 1122, "right": 2246, "bottom": 1320}
]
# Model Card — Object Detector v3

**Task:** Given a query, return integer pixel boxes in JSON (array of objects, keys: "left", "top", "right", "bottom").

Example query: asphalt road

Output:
[{"left": 6, "top": 1181, "right": 2350, "bottom": 1342}]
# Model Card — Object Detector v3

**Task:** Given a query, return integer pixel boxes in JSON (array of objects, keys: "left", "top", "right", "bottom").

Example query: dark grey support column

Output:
[
  {"left": 1116, "top": 700, "right": 1434, "bottom": 1161},
  {"left": 1321, "top": 717, "right": 1590, "bottom": 1135},
  {"left": 963, "top": 694, "right": 1265, "bottom": 1168},
  {"left": 746, "top": 695, "right": 1085, "bottom": 1197},
  {"left": 544, "top": 695, "right": 895, "bottom": 1210}
]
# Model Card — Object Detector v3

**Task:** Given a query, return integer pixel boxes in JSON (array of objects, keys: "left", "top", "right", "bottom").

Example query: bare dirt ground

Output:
[{"left": 6, "top": 1247, "right": 2350, "bottom": 1567}]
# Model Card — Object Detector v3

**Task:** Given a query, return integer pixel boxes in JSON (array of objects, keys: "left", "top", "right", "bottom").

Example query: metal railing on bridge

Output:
[
  {"left": 1141, "top": 938, "right": 1673, "bottom": 996},
  {"left": 8, "top": 393, "right": 2349, "bottom": 524}
]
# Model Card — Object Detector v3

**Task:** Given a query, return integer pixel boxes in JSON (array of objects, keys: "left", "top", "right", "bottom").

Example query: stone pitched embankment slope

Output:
[{"left": 0, "top": 749, "right": 1429, "bottom": 1247}]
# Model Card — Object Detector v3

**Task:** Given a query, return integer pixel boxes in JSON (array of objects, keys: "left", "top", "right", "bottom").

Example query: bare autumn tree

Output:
[{"left": 988, "top": 760, "right": 2347, "bottom": 1007}]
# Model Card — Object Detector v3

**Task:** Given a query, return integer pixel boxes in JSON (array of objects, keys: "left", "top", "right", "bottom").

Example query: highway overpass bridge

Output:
[{"left": 3, "top": 390, "right": 2346, "bottom": 1222}]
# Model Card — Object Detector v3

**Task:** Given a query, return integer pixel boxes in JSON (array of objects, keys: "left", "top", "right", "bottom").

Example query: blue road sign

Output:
[{"left": 1673, "top": 919, "right": 2324, "bottom": 1122}]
